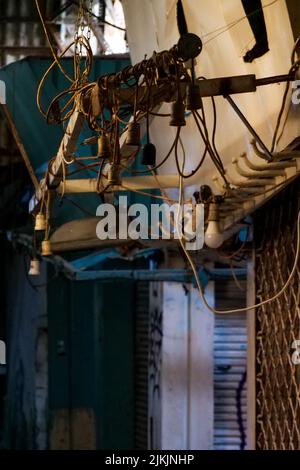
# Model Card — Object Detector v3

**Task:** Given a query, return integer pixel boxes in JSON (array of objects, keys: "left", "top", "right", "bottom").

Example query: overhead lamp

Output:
[
  {"left": 126, "top": 122, "right": 141, "bottom": 146},
  {"left": 97, "top": 134, "right": 111, "bottom": 159},
  {"left": 186, "top": 82, "right": 202, "bottom": 110},
  {"left": 41, "top": 240, "right": 53, "bottom": 257},
  {"left": 141, "top": 143, "right": 156, "bottom": 166},
  {"left": 108, "top": 164, "right": 121, "bottom": 186},
  {"left": 170, "top": 99, "right": 186, "bottom": 127},
  {"left": 35, "top": 213, "right": 46, "bottom": 231},
  {"left": 28, "top": 259, "right": 40, "bottom": 276},
  {"left": 204, "top": 201, "right": 224, "bottom": 249}
]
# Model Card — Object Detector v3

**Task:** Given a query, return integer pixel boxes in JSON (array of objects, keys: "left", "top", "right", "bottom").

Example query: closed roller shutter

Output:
[
  {"left": 214, "top": 279, "right": 247, "bottom": 450},
  {"left": 134, "top": 282, "right": 150, "bottom": 450}
]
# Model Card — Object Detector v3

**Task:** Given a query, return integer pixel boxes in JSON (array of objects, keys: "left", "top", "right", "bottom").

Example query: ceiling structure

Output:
[
  {"left": 1, "top": 0, "right": 299, "bottom": 271},
  {"left": 0, "top": 0, "right": 127, "bottom": 199},
  {"left": 120, "top": 0, "right": 300, "bottom": 231}
]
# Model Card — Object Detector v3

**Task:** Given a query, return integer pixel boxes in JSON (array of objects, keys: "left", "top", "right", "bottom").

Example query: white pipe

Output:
[{"left": 58, "top": 175, "right": 181, "bottom": 193}]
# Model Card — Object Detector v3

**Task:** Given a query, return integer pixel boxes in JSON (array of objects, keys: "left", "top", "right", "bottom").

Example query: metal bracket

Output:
[{"left": 224, "top": 95, "right": 273, "bottom": 161}]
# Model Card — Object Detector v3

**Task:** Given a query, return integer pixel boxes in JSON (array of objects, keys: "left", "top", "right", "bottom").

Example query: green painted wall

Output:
[{"left": 48, "top": 273, "right": 135, "bottom": 449}]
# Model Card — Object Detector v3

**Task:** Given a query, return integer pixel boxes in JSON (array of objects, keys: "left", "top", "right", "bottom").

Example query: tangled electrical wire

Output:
[
  {"left": 35, "top": 0, "right": 96, "bottom": 125},
  {"left": 35, "top": 0, "right": 228, "bottom": 196},
  {"left": 34, "top": 0, "right": 300, "bottom": 270},
  {"left": 35, "top": 9, "right": 229, "bottom": 204}
]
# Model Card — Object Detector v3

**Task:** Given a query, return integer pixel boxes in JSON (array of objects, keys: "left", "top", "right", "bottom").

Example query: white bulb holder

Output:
[
  {"left": 108, "top": 164, "right": 121, "bottom": 186},
  {"left": 28, "top": 259, "right": 40, "bottom": 276},
  {"left": 204, "top": 202, "right": 224, "bottom": 249}
]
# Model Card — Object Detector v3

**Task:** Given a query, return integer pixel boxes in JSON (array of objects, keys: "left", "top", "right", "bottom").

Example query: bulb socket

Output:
[
  {"left": 141, "top": 143, "right": 156, "bottom": 166},
  {"left": 169, "top": 100, "right": 186, "bottom": 127},
  {"left": 205, "top": 203, "right": 223, "bottom": 249},
  {"left": 126, "top": 122, "right": 141, "bottom": 146},
  {"left": 41, "top": 240, "right": 53, "bottom": 257},
  {"left": 186, "top": 83, "right": 202, "bottom": 110},
  {"left": 108, "top": 164, "right": 121, "bottom": 186},
  {"left": 97, "top": 134, "right": 111, "bottom": 159},
  {"left": 35, "top": 214, "right": 46, "bottom": 232},
  {"left": 207, "top": 202, "right": 219, "bottom": 222}
]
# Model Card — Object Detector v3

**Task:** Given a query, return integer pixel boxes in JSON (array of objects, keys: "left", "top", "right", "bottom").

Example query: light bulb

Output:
[
  {"left": 204, "top": 220, "right": 224, "bottom": 249},
  {"left": 28, "top": 259, "right": 40, "bottom": 276},
  {"left": 204, "top": 202, "right": 224, "bottom": 249}
]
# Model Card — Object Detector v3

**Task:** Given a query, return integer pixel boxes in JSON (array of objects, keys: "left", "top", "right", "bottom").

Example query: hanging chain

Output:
[
  {"left": 74, "top": 0, "right": 83, "bottom": 61},
  {"left": 74, "top": 0, "right": 93, "bottom": 64},
  {"left": 87, "top": 0, "right": 93, "bottom": 42}
]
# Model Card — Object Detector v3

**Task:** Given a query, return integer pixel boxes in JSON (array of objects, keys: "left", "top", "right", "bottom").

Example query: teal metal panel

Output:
[
  {"left": 0, "top": 56, "right": 130, "bottom": 174},
  {"left": 47, "top": 269, "right": 135, "bottom": 449},
  {"left": 0, "top": 55, "right": 166, "bottom": 230},
  {"left": 0, "top": 56, "right": 131, "bottom": 227},
  {"left": 94, "top": 280, "right": 135, "bottom": 450},
  {"left": 69, "top": 281, "right": 96, "bottom": 408},
  {"left": 48, "top": 274, "right": 71, "bottom": 409},
  {"left": 0, "top": 52, "right": 168, "bottom": 219}
]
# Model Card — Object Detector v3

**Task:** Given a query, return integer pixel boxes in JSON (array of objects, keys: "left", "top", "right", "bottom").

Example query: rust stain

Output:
[{"left": 50, "top": 408, "right": 96, "bottom": 450}]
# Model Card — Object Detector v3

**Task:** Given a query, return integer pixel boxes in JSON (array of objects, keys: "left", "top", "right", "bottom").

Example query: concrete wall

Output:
[{"left": 161, "top": 282, "right": 215, "bottom": 450}]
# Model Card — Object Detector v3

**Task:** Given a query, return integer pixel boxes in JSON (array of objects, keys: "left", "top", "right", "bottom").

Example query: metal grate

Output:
[{"left": 255, "top": 176, "right": 300, "bottom": 450}]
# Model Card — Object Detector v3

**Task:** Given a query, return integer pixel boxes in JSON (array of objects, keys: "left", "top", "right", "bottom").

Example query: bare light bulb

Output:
[
  {"left": 204, "top": 202, "right": 224, "bottom": 249},
  {"left": 28, "top": 259, "right": 40, "bottom": 276},
  {"left": 204, "top": 221, "right": 224, "bottom": 248}
]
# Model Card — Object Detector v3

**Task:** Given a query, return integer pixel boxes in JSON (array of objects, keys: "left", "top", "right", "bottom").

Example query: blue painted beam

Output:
[
  {"left": 70, "top": 247, "right": 162, "bottom": 271},
  {"left": 73, "top": 268, "right": 247, "bottom": 283},
  {"left": 71, "top": 249, "right": 120, "bottom": 270}
]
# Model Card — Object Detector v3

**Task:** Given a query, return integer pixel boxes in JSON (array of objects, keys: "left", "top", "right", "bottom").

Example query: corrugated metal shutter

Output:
[
  {"left": 214, "top": 279, "right": 247, "bottom": 450},
  {"left": 134, "top": 282, "right": 150, "bottom": 450}
]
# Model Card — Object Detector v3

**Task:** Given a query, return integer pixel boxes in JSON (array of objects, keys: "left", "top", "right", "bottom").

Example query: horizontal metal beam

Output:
[
  {"left": 93, "top": 73, "right": 295, "bottom": 109},
  {"left": 57, "top": 174, "right": 180, "bottom": 193},
  {"left": 255, "top": 73, "right": 295, "bottom": 87},
  {"left": 7, "top": 229, "right": 247, "bottom": 284},
  {"left": 72, "top": 268, "right": 247, "bottom": 282}
]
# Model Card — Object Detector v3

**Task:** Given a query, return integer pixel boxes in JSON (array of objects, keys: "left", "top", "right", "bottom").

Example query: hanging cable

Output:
[
  {"left": 271, "top": 35, "right": 300, "bottom": 152},
  {"left": 176, "top": 139, "right": 300, "bottom": 314},
  {"left": 202, "top": 0, "right": 278, "bottom": 46}
]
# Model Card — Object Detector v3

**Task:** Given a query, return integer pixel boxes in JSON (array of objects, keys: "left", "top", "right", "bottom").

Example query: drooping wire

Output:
[
  {"left": 192, "top": 110, "right": 228, "bottom": 187},
  {"left": 174, "top": 127, "right": 207, "bottom": 178},
  {"left": 201, "top": 0, "right": 278, "bottom": 46},
  {"left": 271, "top": 36, "right": 300, "bottom": 152}
]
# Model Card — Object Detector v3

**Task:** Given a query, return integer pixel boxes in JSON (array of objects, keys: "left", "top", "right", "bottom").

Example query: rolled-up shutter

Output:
[
  {"left": 214, "top": 279, "right": 247, "bottom": 450},
  {"left": 134, "top": 282, "right": 150, "bottom": 450}
]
